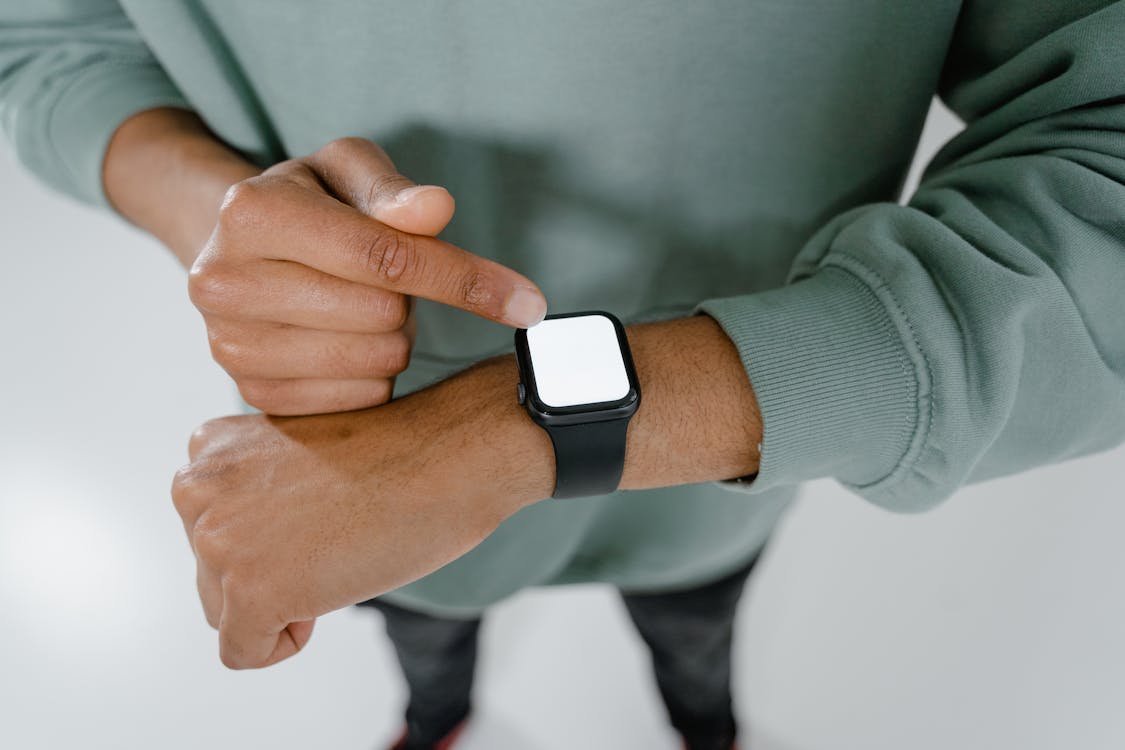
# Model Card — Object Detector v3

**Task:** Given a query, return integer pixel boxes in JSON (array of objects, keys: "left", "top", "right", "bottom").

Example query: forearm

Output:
[
  {"left": 102, "top": 107, "right": 260, "bottom": 267},
  {"left": 172, "top": 311, "right": 760, "bottom": 664},
  {"left": 457, "top": 314, "right": 762, "bottom": 512}
]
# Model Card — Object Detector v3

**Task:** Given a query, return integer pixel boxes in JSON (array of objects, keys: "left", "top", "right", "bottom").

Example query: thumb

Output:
[
  {"left": 370, "top": 183, "right": 456, "bottom": 238},
  {"left": 303, "top": 137, "right": 455, "bottom": 237}
]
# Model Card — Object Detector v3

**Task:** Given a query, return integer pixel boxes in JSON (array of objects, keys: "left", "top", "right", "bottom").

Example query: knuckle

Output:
[
  {"left": 262, "top": 160, "right": 320, "bottom": 193},
  {"left": 221, "top": 570, "right": 254, "bottom": 607},
  {"left": 217, "top": 176, "right": 293, "bottom": 237},
  {"left": 188, "top": 263, "right": 237, "bottom": 314},
  {"left": 363, "top": 170, "right": 408, "bottom": 209},
  {"left": 177, "top": 424, "right": 245, "bottom": 506},
  {"left": 219, "top": 178, "right": 267, "bottom": 217},
  {"left": 208, "top": 334, "right": 252, "bottom": 376},
  {"left": 457, "top": 269, "right": 492, "bottom": 310},
  {"left": 185, "top": 427, "right": 208, "bottom": 463},
  {"left": 259, "top": 156, "right": 300, "bottom": 178},
  {"left": 360, "top": 231, "right": 417, "bottom": 286},
  {"left": 320, "top": 339, "right": 352, "bottom": 377},
  {"left": 195, "top": 520, "right": 249, "bottom": 575},
  {"left": 378, "top": 334, "right": 412, "bottom": 374},
  {"left": 187, "top": 418, "right": 219, "bottom": 457},
  {"left": 193, "top": 417, "right": 225, "bottom": 443},
  {"left": 371, "top": 379, "right": 394, "bottom": 405},
  {"left": 219, "top": 642, "right": 250, "bottom": 670},
  {"left": 319, "top": 136, "right": 389, "bottom": 169},
  {"left": 319, "top": 136, "right": 365, "bottom": 162},
  {"left": 222, "top": 572, "right": 274, "bottom": 622},
  {"left": 237, "top": 379, "right": 283, "bottom": 412},
  {"left": 192, "top": 515, "right": 229, "bottom": 564},
  {"left": 171, "top": 465, "right": 199, "bottom": 515},
  {"left": 374, "top": 293, "right": 410, "bottom": 330}
]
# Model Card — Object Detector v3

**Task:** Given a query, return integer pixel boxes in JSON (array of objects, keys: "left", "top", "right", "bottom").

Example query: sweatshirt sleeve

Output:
[
  {"left": 0, "top": 0, "right": 189, "bottom": 206},
  {"left": 696, "top": 0, "right": 1125, "bottom": 512}
]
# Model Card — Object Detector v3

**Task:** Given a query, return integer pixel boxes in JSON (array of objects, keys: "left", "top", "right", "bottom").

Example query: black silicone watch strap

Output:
[{"left": 545, "top": 419, "right": 630, "bottom": 499}]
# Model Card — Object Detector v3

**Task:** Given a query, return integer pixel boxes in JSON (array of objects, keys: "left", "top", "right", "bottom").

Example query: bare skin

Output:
[
  {"left": 106, "top": 108, "right": 547, "bottom": 415},
  {"left": 105, "top": 107, "right": 762, "bottom": 669}
]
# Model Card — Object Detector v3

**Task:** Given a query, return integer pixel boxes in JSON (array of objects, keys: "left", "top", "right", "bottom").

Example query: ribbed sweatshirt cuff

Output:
[
  {"left": 696, "top": 267, "right": 919, "bottom": 495},
  {"left": 48, "top": 61, "right": 190, "bottom": 207}
]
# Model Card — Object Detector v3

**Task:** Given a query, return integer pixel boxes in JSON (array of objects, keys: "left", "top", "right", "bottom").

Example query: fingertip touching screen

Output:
[{"left": 526, "top": 314, "right": 630, "bottom": 408}]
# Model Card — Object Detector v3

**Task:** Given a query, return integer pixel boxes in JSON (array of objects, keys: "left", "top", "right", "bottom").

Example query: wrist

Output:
[
  {"left": 619, "top": 315, "right": 761, "bottom": 490},
  {"left": 429, "top": 313, "right": 760, "bottom": 511},
  {"left": 103, "top": 107, "right": 260, "bottom": 267},
  {"left": 420, "top": 354, "right": 555, "bottom": 517}
]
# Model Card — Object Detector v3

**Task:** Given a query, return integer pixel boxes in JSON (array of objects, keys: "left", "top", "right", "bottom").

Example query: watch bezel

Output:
[{"left": 514, "top": 310, "right": 641, "bottom": 427}]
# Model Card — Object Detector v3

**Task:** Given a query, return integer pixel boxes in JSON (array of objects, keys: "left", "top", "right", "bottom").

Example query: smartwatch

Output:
[{"left": 514, "top": 311, "right": 641, "bottom": 499}]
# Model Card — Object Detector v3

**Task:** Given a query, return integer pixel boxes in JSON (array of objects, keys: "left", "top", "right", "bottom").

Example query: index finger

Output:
[{"left": 265, "top": 187, "right": 547, "bottom": 328}]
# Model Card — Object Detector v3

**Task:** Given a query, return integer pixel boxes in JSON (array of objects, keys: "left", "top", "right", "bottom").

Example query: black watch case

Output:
[{"left": 514, "top": 310, "right": 641, "bottom": 427}]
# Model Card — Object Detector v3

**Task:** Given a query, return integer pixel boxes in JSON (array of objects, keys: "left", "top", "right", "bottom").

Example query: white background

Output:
[{"left": 1, "top": 101, "right": 1124, "bottom": 750}]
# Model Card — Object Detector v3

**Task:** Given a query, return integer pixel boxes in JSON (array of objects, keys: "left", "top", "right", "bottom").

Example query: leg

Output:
[
  {"left": 361, "top": 598, "right": 482, "bottom": 748},
  {"left": 619, "top": 555, "right": 759, "bottom": 750}
]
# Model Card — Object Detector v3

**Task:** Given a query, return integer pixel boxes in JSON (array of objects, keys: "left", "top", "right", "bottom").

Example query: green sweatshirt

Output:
[{"left": 3, "top": 1, "right": 1124, "bottom": 617}]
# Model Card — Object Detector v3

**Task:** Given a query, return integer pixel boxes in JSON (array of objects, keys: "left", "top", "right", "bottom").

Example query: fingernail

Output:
[
  {"left": 503, "top": 286, "right": 547, "bottom": 328},
  {"left": 394, "top": 184, "right": 437, "bottom": 205}
]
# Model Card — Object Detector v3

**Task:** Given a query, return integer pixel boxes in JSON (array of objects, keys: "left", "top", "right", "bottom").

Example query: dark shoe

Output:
[{"left": 387, "top": 717, "right": 467, "bottom": 750}]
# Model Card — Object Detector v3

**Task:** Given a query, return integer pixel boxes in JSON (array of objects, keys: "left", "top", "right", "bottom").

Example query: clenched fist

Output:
[
  {"left": 172, "top": 356, "right": 551, "bottom": 669},
  {"left": 188, "top": 137, "right": 547, "bottom": 415}
]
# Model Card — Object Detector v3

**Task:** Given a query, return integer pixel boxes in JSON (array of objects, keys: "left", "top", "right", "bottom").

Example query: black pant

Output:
[{"left": 360, "top": 553, "right": 758, "bottom": 750}]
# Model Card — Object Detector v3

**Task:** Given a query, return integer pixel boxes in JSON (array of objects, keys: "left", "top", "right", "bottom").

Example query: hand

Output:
[
  {"left": 186, "top": 137, "right": 547, "bottom": 415},
  {"left": 170, "top": 316, "right": 763, "bottom": 670},
  {"left": 172, "top": 356, "right": 553, "bottom": 669}
]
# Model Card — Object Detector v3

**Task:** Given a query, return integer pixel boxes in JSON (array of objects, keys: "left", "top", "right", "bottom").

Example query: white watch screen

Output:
[{"left": 526, "top": 314, "right": 631, "bottom": 408}]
